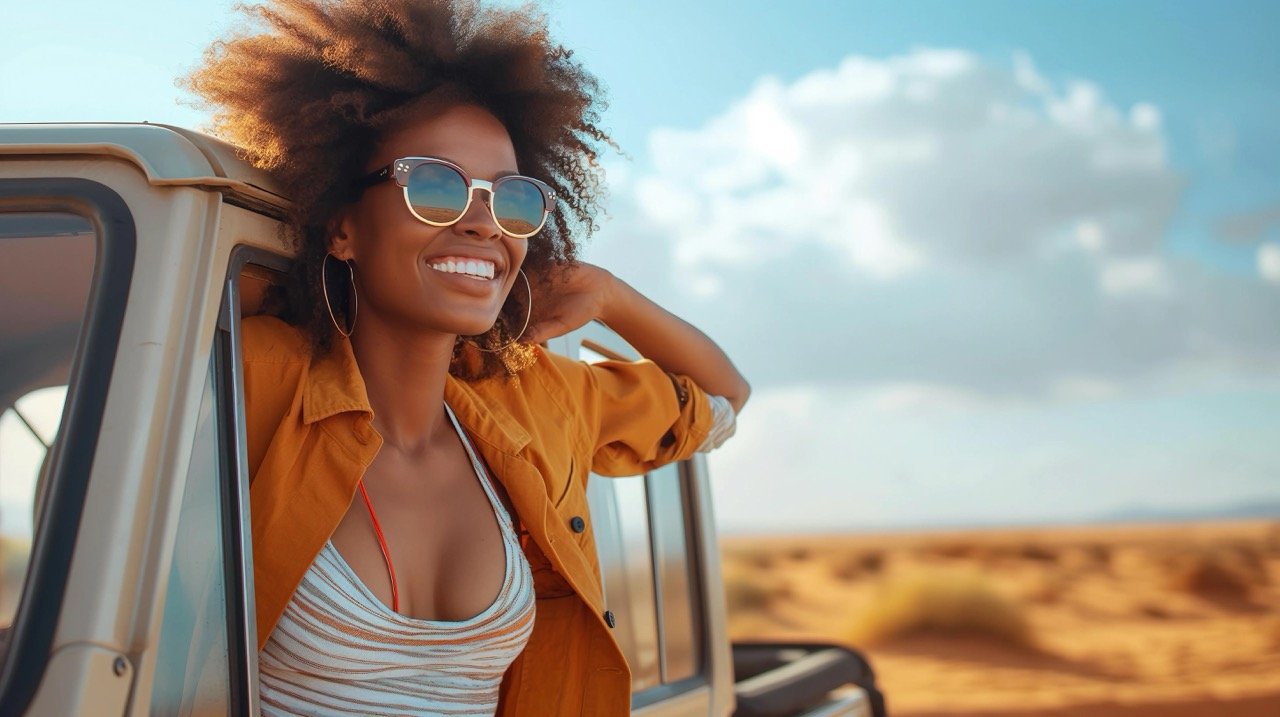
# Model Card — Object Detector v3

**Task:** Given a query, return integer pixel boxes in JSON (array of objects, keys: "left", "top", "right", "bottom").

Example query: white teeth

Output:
[{"left": 429, "top": 258, "right": 496, "bottom": 280}]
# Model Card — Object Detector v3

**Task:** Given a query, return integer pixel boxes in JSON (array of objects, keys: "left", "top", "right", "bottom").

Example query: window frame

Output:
[
  {"left": 629, "top": 457, "right": 713, "bottom": 710},
  {"left": 0, "top": 179, "right": 136, "bottom": 714},
  {"left": 217, "top": 245, "right": 292, "bottom": 715},
  {"left": 568, "top": 328, "right": 715, "bottom": 710}
]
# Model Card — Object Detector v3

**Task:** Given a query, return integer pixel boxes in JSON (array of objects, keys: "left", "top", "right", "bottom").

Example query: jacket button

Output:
[
  {"left": 604, "top": 610, "right": 616, "bottom": 628},
  {"left": 570, "top": 516, "right": 586, "bottom": 533}
]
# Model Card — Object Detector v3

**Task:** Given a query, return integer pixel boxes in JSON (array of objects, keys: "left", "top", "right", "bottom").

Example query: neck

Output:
[{"left": 348, "top": 312, "right": 456, "bottom": 454}]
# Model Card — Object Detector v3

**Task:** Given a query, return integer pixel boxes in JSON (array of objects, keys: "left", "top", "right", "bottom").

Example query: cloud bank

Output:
[{"left": 588, "top": 48, "right": 1280, "bottom": 400}]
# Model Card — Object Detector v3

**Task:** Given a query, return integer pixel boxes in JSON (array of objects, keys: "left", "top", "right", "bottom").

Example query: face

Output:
[{"left": 332, "top": 104, "right": 528, "bottom": 339}]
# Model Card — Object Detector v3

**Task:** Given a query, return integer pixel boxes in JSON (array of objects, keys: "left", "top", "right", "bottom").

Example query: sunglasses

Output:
[{"left": 357, "top": 157, "right": 556, "bottom": 239}]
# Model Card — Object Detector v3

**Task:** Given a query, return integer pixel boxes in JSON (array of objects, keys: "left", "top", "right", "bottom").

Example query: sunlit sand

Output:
[{"left": 722, "top": 519, "right": 1280, "bottom": 716}]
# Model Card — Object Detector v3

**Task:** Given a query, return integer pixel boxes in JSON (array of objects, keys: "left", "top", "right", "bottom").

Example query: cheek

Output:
[
  {"left": 348, "top": 190, "right": 415, "bottom": 249},
  {"left": 506, "top": 237, "right": 530, "bottom": 270}
]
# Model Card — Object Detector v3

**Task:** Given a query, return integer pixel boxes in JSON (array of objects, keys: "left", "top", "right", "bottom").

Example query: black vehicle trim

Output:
[
  {"left": 219, "top": 245, "right": 290, "bottom": 716},
  {"left": 0, "top": 178, "right": 136, "bottom": 716}
]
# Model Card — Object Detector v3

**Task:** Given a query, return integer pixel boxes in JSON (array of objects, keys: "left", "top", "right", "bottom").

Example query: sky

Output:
[{"left": 2, "top": 0, "right": 1279, "bottom": 535}]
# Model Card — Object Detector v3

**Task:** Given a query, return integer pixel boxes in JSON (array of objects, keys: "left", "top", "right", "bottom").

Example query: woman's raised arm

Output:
[{"left": 523, "top": 262, "right": 751, "bottom": 414}]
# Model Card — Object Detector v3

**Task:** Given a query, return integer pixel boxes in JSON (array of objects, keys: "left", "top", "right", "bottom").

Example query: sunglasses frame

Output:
[{"left": 357, "top": 156, "right": 557, "bottom": 239}]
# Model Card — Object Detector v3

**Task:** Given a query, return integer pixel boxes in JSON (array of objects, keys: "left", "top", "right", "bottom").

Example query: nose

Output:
[{"left": 453, "top": 187, "right": 503, "bottom": 241}]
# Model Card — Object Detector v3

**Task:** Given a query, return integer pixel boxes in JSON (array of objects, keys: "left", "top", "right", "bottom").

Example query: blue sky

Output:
[{"left": 3, "top": 0, "right": 1279, "bottom": 534}]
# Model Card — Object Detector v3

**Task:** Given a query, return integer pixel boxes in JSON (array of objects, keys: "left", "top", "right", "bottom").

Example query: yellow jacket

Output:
[{"left": 242, "top": 315, "right": 715, "bottom": 716}]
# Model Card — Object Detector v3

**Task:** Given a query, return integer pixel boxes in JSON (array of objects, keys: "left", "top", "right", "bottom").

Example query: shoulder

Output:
[
  {"left": 468, "top": 345, "right": 581, "bottom": 413},
  {"left": 516, "top": 344, "right": 678, "bottom": 419},
  {"left": 242, "top": 315, "right": 311, "bottom": 365}
]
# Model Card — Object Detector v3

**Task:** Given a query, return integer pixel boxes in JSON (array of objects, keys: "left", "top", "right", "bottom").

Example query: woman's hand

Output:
[
  {"left": 520, "top": 262, "right": 617, "bottom": 345},
  {"left": 521, "top": 261, "right": 750, "bottom": 415}
]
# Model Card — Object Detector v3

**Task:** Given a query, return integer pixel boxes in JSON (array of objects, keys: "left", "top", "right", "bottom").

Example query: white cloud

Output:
[
  {"left": 1258, "top": 244, "right": 1280, "bottom": 283},
  {"left": 865, "top": 383, "right": 987, "bottom": 413},
  {"left": 1050, "top": 376, "right": 1123, "bottom": 403},
  {"left": 1130, "top": 103, "right": 1162, "bottom": 132},
  {"left": 1098, "top": 257, "right": 1172, "bottom": 297},
  {"left": 588, "top": 48, "right": 1280, "bottom": 398},
  {"left": 1075, "top": 220, "right": 1107, "bottom": 253},
  {"left": 634, "top": 47, "right": 1180, "bottom": 279}
]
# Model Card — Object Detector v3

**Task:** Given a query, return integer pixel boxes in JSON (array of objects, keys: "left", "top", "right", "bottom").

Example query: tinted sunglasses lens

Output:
[
  {"left": 406, "top": 162, "right": 468, "bottom": 224},
  {"left": 493, "top": 178, "right": 546, "bottom": 236}
]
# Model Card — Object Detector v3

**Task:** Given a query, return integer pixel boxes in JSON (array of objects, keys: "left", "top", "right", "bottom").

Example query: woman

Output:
[{"left": 187, "top": 1, "right": 748, "bottom": 715}]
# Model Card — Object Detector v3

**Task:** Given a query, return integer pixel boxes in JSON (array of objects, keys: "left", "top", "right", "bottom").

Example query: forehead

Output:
[{"left": 373, "top": 104, "right": 519, "bottom": 178}]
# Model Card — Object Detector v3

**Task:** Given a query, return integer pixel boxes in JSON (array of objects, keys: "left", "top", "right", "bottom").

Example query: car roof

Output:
[{"left": 0, "top": 122, "right": 288, "bottom": 212}]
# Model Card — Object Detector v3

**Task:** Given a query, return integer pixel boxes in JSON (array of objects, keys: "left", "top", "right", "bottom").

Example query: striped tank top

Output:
[{"left": 258, "top": 404, "right": 536, "bottom": 717}]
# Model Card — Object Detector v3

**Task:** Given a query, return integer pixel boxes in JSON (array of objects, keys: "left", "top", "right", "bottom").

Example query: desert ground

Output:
[{"left": 721, "top": 519, "right": 1280, "bottom": 717}]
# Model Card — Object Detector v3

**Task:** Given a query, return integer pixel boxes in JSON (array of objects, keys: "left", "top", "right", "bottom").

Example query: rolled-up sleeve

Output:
[{"left": 543, "top": 351, "right": 716, "bottom": 476}]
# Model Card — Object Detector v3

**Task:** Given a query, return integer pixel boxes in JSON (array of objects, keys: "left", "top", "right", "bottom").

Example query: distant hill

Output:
[
  {"left": 1095, "top": 497, "right": 1280, "bottom": 524},
  {"left": 723, "top": 497, "right": 1280, "bottom": 537}
]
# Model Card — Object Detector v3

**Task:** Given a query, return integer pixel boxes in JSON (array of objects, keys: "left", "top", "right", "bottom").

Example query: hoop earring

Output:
[
  {"left": 472, "top": 269, "right": 532, "bottom": 353},
  {"left": 322, "top": 253, "right": 357, "bottom": 338}
]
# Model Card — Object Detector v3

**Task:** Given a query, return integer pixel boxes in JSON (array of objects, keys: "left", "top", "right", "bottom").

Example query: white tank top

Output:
[{"left": 258, "top": 404, "right": 536, "bottom": 717}]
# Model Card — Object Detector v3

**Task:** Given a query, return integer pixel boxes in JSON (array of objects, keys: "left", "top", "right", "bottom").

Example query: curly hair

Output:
[{"left": 183, "top": 0, "right": 611, "bottom": 378}]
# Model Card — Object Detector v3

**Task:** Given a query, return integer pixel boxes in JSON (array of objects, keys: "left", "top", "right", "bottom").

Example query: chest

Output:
[{"left": 328, "top": 431, "right": 513, "bottom": 622}]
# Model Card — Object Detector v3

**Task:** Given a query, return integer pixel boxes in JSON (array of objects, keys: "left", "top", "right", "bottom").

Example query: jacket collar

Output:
[
  {"left": 301, "top": 335, "right": 532, "bottom": 456},
  {"left": 302, "top": 335, "right": 373, "bottom": 424}
]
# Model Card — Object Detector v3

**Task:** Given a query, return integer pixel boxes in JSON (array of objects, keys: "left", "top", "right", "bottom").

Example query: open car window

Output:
[
  {"left": 0, "top": 186, "right": 137, "bottom": 717},
  {"left": 0, "top": 212, "right": 96, "bottom": 640}
]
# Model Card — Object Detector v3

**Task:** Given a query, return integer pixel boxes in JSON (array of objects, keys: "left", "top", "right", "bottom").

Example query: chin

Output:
[{"left": 446, "top": 317, "right": 503, "bottom": 339}]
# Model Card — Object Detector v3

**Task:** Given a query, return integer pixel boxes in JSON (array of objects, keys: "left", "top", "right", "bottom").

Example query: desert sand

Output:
[{"left": 721, "top": 519, "right": 1280, "bottom": 717}]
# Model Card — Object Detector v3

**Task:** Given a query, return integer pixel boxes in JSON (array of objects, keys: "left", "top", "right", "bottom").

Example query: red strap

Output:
[{"left": 357, "top": 481, "right": 399, "bottom": 613}]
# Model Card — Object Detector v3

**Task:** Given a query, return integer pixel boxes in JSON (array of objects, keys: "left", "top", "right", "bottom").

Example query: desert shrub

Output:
[
  {"left": 1268, "top": 616, "right": 1280, "bottom": 649},
  {"left": 1139, "top": 602, "right": 1172, "bottom": 619},
  {"left": 859, "top": 551, "right": 885, "bottom": 572},
  {"left": 846, "top": 567, "right": 1034, "bottom": 647},
  {"left": 925, "top": 542, "right": 984, "bottom": 560},
  {"left": 1019, "top": 544, "right": 1058, "bottom": 563},
  {"left": 832, "top": 551, "right": 885, "bottom": 581},
  {"left": 722, "top": 564, "right": 786, "bottom": 613},
  {"left": 1021, "top": 573, "right": 1066, "bottom": 605},
  {"left": 1164, "top": 547, "right": 1263, "bottom": 600},
  {"left": 1085, "top": 543, "right": 1113, "bottom": 567},
  {"left": 1265, "top": 523, "right": 1280, "bottom": 555},
  {"left": 787, "top": 547, "right": 811, "bottom": 562},
  {"left": 724, "top": 576, "right": 771, "bottom": 613}
]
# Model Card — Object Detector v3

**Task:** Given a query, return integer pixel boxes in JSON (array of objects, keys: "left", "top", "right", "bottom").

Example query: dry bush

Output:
[
  {"left": 1020, "top": 573, "right": 1067, "bottom": 605},
  {"left": 724, "top": 576, "right": 771, "bottom": 613},
  {"left": 1019, "top": 544, "right": 1059, "bottom": 563},
  {"left": 846, "top": 567, "right": 1034, "bottom": 647},
  {"left": 1268, "top": 616, "right": 1280, "bottom": 649},
  {"left": 786, "top": 547, "right": 811, "bottom": 562},
  {"left": 722, "top": 564, "right": 786, "bottom": 613},
  {"left": 1139, "top": 602, "right": 1172, "bottom": 619},
  {"left": 1165, "top": 546, "right": 1266, "bottom": 601},
  {"left": 1264, "top": 522, "right": 1280, "bottom": 556},
  {"left": 1086, "top": 543, "right": 1113, "bottom": 567},
  {"left": 861, "top": 551, "right": 885, "bottom": 572},
  {"left": 924, "top": 542, "right": 985, "bottom": 561},
  {"left": 1223, "top": 543, "right": 1270, "bottom": 584},
  {"left": 832, "top": 551, "right": 885, "bottom": 581}
]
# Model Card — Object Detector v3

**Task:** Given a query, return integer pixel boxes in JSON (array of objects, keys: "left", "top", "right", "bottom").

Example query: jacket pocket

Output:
[{"left": 552, "top": 457, "right": 577, "bottom": 508}]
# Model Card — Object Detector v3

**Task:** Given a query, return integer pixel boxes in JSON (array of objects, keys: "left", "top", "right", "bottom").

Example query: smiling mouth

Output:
[{"left": 428, "top": 257, "right": 497, "bottom": 280}]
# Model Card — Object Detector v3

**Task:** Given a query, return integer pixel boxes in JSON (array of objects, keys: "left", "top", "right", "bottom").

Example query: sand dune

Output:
[{"left": 722, "top": 520, "right": 1280, "bottom": 716}]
